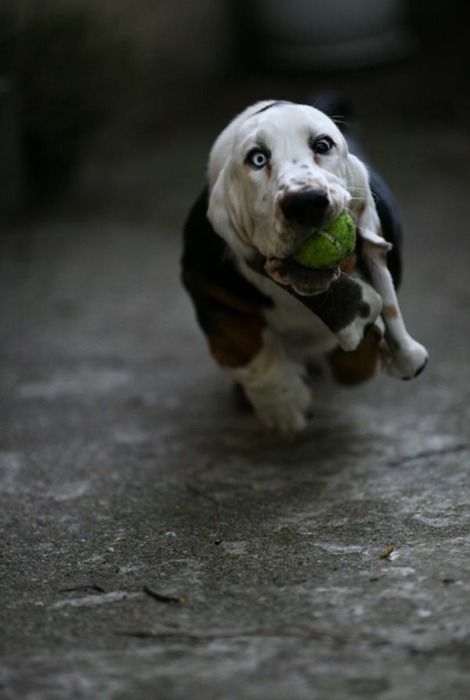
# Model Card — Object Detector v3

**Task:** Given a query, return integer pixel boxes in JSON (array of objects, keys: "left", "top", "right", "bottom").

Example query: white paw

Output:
[
  {"left": 337, "top": 281, "right": 383, "bottom": 352},
  {"left": 383, "top": 338, "right": 428, "bottom": 380},
  {"left": 247, "top": 366, "right": 312, "bottom": 436},
  {"left": 337, "top": 324, "right": 364, "bottom": 352}
]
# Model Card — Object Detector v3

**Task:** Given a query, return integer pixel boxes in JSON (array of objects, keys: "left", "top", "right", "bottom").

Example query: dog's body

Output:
[{"left": 182, "top": 100, "right": 428, "bottom": 434}]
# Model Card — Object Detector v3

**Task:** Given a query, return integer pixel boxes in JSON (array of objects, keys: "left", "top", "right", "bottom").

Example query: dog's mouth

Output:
[{"left": 264, "top": 256, "right": 340, "bottom": 296}]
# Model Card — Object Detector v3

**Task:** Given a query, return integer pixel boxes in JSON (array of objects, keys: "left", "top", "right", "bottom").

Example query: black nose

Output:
[{"left": 280, "top": 189, "right": 329, "bottom": 227}]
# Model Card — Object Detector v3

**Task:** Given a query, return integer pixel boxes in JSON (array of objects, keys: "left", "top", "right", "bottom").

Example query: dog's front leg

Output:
[
  {"left": 231, "top": 331, "right": 312, "bottom": 435},
  {"left": 362, "top": 242, "right": 428, "bottom": 379}
]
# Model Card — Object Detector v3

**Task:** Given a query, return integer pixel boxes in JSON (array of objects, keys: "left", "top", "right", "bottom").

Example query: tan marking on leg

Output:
[
  {"left": 328, "top": 326, "right": 381, "bottom": 385},
  {"left": 208, "top": 313, "right": 266, "bottom": 369},
  {"left": 382, "top": 304, "right": 399, "bottom": 319},
  {"left": 339, "top": 253, "right": 357, "bottom": 276}
]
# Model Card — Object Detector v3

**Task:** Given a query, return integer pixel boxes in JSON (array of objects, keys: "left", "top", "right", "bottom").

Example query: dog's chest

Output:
[{"left": 241, "top": 263, "right": 338, "bottom": 355}]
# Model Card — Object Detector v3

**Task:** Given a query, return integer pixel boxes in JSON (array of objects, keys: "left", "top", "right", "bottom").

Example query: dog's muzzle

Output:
[{"left": 260, "top": 188, "right": 338, "bottom": 295}]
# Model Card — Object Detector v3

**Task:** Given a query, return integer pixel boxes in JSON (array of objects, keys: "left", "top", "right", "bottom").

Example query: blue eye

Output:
[{"left": 246, "top": 148, "right": 270, "bottom": 169}]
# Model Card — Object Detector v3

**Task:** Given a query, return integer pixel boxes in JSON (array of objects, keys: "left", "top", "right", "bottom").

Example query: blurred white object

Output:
[{"left": 249, "top": 0, "right": 414, "bottom": 68}]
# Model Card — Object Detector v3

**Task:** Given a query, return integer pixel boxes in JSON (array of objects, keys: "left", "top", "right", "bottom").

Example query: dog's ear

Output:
[
  {"left": 346, "top": 154, "right": 391, "bottom": 252},
  {"left": 207, "top": 166, "right": 237, "bottom": 247},
  {"left": 207, "top": 165, "right": 253, "bottom": 259}
]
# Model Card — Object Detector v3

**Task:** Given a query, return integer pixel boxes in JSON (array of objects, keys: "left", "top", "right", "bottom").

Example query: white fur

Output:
[
  {"left": 207, "top": 101, "right": 428, "bottom": 433},
  {"left": 362, "top": 241, "right": 428, "bottom": 379},
  {"left": 230, "top": 329, "right": 313, "bottom": 435}
]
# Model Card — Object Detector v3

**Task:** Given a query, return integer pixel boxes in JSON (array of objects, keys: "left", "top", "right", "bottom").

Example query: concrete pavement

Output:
[{"left": 1, "top": 59, "right": 470, "bottom": 699}]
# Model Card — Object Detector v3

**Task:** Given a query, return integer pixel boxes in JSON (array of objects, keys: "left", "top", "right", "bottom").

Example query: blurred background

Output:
[{"left": 0, "top": 0, "right": 469, "bottom": 216}]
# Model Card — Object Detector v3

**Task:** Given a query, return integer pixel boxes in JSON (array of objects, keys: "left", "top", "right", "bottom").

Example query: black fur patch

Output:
[
  {"left": 252, "top": 101, "right": 290, "bottom": 116},
  {"left": 181, "top": 189, "right": 272, "bottom": 337},
  {"left": 295, "top": 276, "right": 370, "bottom": 333}
]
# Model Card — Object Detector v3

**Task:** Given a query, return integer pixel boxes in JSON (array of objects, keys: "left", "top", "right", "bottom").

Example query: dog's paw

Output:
[
  {"left": 383, "top": 338, "right": 429, "bottom": 380},
  {"left": 337, "top": 281, "right": 383, "bottom": 352},
  {"left": 246, "top": 365, "right": 313, "bottom": 436},
  {"left": 258, "top": 382, "right": 312, "bottom": 436}
]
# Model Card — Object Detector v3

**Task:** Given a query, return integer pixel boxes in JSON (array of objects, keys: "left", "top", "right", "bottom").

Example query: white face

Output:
[{"left": 208, "top": 101, "right": 356, "bottom": 263}]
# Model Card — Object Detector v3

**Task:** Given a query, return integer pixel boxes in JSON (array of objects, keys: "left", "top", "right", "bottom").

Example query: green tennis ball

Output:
[{"left": 292, "top": 211, "right": 356, "bottom": 269}]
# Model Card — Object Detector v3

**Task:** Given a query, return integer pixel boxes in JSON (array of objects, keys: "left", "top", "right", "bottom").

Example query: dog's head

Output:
[{"left": 208, "top": 100, "right": 381, "bottom": 294}]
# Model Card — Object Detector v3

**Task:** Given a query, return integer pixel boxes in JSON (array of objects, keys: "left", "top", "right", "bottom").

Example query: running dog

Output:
[{"left": 182, "top": 100, "right": 428, "bottom": 434}]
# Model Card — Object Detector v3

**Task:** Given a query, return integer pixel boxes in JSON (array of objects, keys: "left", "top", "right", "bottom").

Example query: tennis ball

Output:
[{"left": 292, "top": 211, "right": 356, "bottom": 269}]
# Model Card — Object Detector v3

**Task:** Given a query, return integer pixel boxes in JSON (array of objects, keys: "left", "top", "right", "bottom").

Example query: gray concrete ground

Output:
[{"left": 1, "top": 46, "right": 470, "bottom": 699}]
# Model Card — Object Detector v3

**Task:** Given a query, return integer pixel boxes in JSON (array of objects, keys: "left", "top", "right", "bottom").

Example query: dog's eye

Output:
[
  {"left": 311, "top": 135, "right": 335, "bottom": 155},
  {"left": 246, "top": 148, "right": 270, "bottom": 169}
]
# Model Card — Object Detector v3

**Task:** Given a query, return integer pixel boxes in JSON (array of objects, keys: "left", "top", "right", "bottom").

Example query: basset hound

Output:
[{"left": 182, "top": 99, "right": 428, "bottom": 434}]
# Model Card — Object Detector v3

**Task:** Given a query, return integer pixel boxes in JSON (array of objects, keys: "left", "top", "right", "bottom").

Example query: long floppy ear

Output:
[
  {"left": 207, "top": 166, "right": 233, "bottom": 242},
  {"left": 346, "top": 153, "right": 391, "bottom": 252},
  {"left": 207, "top": 165, "right": 253, "bottom": 260}
]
